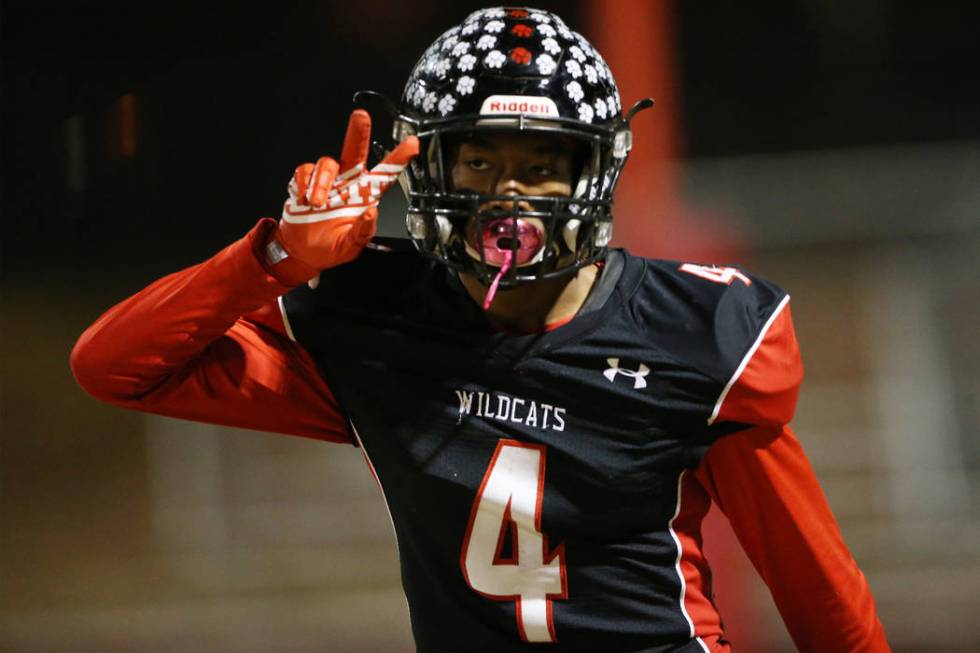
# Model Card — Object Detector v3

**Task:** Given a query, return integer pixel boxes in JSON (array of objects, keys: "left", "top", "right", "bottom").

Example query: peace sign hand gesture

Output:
[{"left": 269, "top": 109, "right": 418, "bottom": 287}]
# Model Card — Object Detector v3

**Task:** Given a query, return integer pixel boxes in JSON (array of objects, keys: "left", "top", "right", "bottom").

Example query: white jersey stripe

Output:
[
  {"left": 350, "top": 423, "right": 402, "bottom": 555},
  {"left": 668, "top": 471, "right": 695, "bottom": 636},
  {"left": 349, "top": 423, "right": 411, "bottom": 621},
  {"left": 668, "top": 470, "right": 710, "bottom": 652},
  {"left": 277, "top": 295, "right": 296, "bottom": 342}
]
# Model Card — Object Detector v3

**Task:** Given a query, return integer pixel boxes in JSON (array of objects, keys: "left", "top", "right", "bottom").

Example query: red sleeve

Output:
[
  {"left": 698, "top": 299, "right": 889, "bottom": 650},
  {"left": 70, "top": 218, "right": 350, "bottom": 444},
  {"left": 694, "top": 426, "right": 890, "bottom": 652}
]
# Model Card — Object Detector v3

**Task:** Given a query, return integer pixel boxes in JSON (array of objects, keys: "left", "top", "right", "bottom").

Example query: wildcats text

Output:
[{"left": 454, "top": 389, "right": 566, "bottom": 432}]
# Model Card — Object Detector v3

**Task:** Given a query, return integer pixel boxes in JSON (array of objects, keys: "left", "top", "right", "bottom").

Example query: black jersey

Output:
[{"left": 280, "top": 242, "right": 789, "bottom": 653}]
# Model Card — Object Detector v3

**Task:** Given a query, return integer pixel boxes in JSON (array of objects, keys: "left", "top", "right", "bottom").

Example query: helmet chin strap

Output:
[{"left": 482, "top": 250, "right": 513, "bottom": 311}]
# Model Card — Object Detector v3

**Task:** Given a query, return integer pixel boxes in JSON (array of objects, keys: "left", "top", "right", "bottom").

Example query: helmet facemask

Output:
[{"left": 402, "top": 118, "right": 632, "bottom": 288}]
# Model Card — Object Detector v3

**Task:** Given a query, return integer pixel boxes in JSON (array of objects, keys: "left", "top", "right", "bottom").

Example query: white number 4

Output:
[
  {"left": 461, "top": 440, "right": 567, "bottom": 643},
  {"left": 679, "top": 263, "right": 752, "bottom": 286}
]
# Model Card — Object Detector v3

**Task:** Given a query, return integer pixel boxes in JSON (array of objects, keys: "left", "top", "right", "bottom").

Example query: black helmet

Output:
[{"left": 384, "top": 7, "right": 651, "bottom": 285}]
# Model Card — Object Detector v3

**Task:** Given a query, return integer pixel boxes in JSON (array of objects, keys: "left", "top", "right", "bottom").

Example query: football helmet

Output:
[{"left": 369, "top": 7, "right": 651, "bottom": 286}]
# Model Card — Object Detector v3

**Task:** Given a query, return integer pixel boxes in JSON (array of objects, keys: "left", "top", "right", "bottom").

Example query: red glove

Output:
[{"left": 266, "top": 109, "right": 418, "bottom": 287}]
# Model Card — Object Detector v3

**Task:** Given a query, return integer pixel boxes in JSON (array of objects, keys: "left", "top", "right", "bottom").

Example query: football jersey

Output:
[{"left": 280, "top": 242, "right": 791, "bottom": 653}]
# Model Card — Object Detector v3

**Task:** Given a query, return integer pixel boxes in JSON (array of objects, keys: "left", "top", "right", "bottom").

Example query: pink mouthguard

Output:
[
  {"left": 476, "top": 218, "right": 544, "bottom": 311},
  {"left": 479, "top": 218, "right": 543, "bottom": 267}
]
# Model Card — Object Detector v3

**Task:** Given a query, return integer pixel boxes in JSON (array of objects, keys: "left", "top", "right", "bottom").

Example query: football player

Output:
[{"left": 72, "top": 7, "right": 890, "bottom": 652}]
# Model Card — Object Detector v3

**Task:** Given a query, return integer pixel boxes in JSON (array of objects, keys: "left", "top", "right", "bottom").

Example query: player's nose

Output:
[
  {"left": 481, "top": 196, "right": 535, "bottom": 213},
  {"left": 483, "top": 175, "right": 534, "bottom": 212},
  {"left": 493, "top": 166, "right": 533, "bottom": 193}
]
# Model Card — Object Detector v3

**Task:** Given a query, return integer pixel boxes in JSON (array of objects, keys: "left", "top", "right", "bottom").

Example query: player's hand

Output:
[{"left": 271, "top": 109, "right": 418, "bottom": 286}]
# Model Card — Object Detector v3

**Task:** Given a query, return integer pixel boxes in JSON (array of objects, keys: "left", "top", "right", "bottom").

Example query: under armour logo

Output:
[{"left": 603, "top": 358, "right": 650, "bottom": 389}]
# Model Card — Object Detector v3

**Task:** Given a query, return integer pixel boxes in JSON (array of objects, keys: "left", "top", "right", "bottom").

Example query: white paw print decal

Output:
[
  {"left": 438, "top": 94, "right": 457, "bottom": 116},
  {"left": 536, "top": 23, "right": 556, "bottom": 37},
  {"left": 408, "top": 83, "right": 424, "bottom": 107},
  {"left": 441, "top": 35, "right": 459, "bottom": 51},
  {"left": 594, "top": 97, "right": 608, "bottom": 119},
  {"left": 484, "top": 50, "right": 506, "bottom": 69},
  {"left": 461, "top": 21, "right": 480, "bottom": 36},
  {"left": 484, "top": 20, "right": 505, "bottom": 33},
  {"left": 434, "top": 58, "right": 451, "bottom": 78},
  {"left": 541, "top": 37, "right": 560, "bottom": 55},
  {"left": 483, "top": 8, "right": 505, "bottom": 18},
  {"left": 606, "top": 96, "right": 616, "bottom": 116},
  {"left": 529, "top": 12, "right": 550, "bottom": 23},
  {"left": 452, "top": 41, "right": 470, "bottom": 56},
  {"left": 476, "top": 34, "right": 496, "bottom": 51},
  {"left": 583, "top": 64, "right": 598, "bottom": 84},
  {"left": 423, "top": 92, "right": 438, "bottom": 112},
  {"left": 569, "top": 45, "right": 587, "bottom": 62},
  {"left": 458, "top": 54, "right": 477, "bottom": 72},
  {"left": 566, "top": 80, "right": 584, "bottom": 102},
  {"left": 565, "top": 59, "right": 582, "bottom": 78},
  {"left": 536, "top": 53, "right": 556, "bottom": 75},
  {"left": 456, "top": 76, "right": 475, "bottom": 95},
  {"left": 577, "top": 103, "right": 594, "bottom": 123}
]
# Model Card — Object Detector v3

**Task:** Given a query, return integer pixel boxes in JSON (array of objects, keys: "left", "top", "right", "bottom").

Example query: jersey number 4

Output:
[
  {"left": 461, "top": 439, "right": 567, "bottom": 643},
  {"left": 679, "top": 263, "right": 752, "bottom": 286}
]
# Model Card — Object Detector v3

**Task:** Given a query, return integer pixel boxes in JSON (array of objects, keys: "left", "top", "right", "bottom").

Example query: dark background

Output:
[
  {"left": 3, "top": 3, "right": 979, "bottom": 652},
  {"left": 3, "top": 1, "right": 978, "bottom": 280}
]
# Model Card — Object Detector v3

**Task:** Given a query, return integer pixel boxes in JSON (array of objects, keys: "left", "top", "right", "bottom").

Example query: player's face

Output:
[
  {"left": 449, "top": 131, "right": 578, "bottom": 269},
  {"left": 449, "top": 131, "right": 577, "bottom": 199}
]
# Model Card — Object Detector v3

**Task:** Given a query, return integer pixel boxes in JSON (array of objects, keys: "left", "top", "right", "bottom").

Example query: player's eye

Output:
[
  {"left": 465, "top": 158, "right": 491, "bottom": 171},
  {"left": 529, "top": 163, "right": 556, "bottom": 177}
]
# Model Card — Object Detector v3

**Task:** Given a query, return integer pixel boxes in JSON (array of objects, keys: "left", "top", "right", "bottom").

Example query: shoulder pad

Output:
[{"left": 631, "top": 260, "right": 788, "bottom": 376}]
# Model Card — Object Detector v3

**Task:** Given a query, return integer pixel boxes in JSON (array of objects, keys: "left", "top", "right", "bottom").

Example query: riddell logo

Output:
[
  {"left": 479, "top": 95, "right": 560, "bottom": 117},
  {"left": 604, "top": 358, "right": 650, "bottom": 390}
]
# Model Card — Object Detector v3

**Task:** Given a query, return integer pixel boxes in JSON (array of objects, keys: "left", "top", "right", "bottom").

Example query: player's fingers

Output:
[
  {"left": 352, "top": 205, "right": 378, "bottom": 246},
  {"left": 379, "top": 135, "right": 420, "bottom": 168},
  {"left": 309, "top": 156, "right": 340, "bottom": 207},
  {"left": 338, "top": 109, "right": 372, "bottom": 176},
  {"left": 292, "top": 163, "right": 315, "bottom": 201},
  {"left": 365, "top": 136, "right": 419, "bottom": 198}
]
